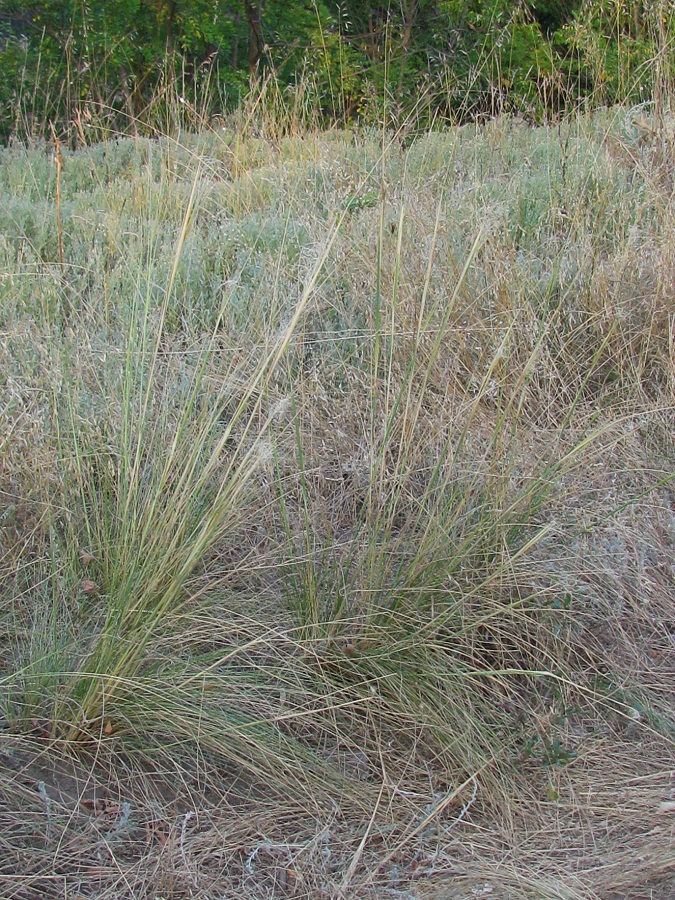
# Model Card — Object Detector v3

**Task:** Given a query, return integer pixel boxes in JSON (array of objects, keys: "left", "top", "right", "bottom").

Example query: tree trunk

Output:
[
  {"left": 163, "top": 0, "right": 176, "bottom": 53},
  {"left": 231, "top": 10, "right": 241, "bottom": 69},
  {"left": 397, "top": 0, "right": 420, "bottom": 101},
  {"left": 244, "top": 0, "right": 263, "bottom": 73}
]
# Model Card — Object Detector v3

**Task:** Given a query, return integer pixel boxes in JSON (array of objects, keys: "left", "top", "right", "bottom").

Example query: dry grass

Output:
[{"left": 1, "top": 105, "right": 674, "bottom": 898}]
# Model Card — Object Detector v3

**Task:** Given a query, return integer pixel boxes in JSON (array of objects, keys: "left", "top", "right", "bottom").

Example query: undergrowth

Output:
[{"left": 0, "top": 103, "right": 674, "bottom": 898}]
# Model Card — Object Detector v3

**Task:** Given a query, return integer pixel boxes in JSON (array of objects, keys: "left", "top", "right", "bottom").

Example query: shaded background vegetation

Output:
[{"left": 0, "top": 0, "right": 673, "bottom": 142}]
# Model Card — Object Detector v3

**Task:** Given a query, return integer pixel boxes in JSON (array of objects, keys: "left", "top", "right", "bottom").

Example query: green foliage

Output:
[
  {"left": 0, "top": 0, "right": 673, "bottom": 140},
  {"left": 556, "top": 0, "right": 673, "bottom": 105}
]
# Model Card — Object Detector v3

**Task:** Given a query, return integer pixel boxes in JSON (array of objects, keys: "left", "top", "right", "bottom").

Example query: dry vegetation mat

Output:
[{"left": 1, "top": 111, "right": 674, "bottom": 898}]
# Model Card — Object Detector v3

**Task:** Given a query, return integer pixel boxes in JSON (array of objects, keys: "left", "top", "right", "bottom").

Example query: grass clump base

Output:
[{"left": 1, "top": 107, "right": 675, "bottom": 898}]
